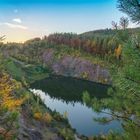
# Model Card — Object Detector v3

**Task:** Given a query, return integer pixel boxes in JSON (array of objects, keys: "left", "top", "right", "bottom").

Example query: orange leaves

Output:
[
  {"left": 33, "top": 112, "right": 42, "bottom": 120},
  {"left": 0, "top": 73, "right": 23, "bottom": 111},
  {"left": 33, "top": 112, "right": 52, "bottom": 123},
  {"left": 115, "top": 44, "right": 122, "bottom": 60},
  {"left": 3, "top": 98, "right": 24, "bottom": 111},
  {"left": 0, "top": 127, "right": 13, "bottom": 140},
  {"left": 0, "top": 73, "right": 24, "bottom": 139},
  {"left": 43, "top": 113, "right": 52, "bottom": 123}
]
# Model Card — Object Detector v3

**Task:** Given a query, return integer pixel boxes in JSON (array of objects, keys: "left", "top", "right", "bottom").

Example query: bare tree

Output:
[
  {"left": 111, "top": 21, "right": 118, "bottom": 30},
  {"left": 119, "top": 17, "right": 129, "bottom": 30}
]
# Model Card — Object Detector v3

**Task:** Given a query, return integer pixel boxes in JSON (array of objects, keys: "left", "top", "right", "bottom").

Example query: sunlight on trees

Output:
[
  {"left": 0, "top": 73, "right": 24, "bottom": 139},
  {"left": 115, "top": 44, "right": 122, "bottom": 60},
  {"left": 0, "top": 73, "right": 24, "bottom": 110}
]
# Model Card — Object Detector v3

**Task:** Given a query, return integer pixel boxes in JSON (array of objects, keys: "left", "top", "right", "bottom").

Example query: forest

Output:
[{"left": 0, "top": 0, "right": 140, "bottom": 140}]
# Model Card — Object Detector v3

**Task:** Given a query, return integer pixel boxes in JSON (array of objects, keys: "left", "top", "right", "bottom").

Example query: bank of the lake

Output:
[{"left": 30, "top": 76, "right": 123, "bottom": 137}]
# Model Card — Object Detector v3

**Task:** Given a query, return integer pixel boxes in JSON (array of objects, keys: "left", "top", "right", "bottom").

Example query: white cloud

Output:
[
  {"left": 129, "top": 22, "right": 139, "bottom": 28},
  {"left": 13, "top": 18, "right": 22, "bottom": 24},
  {"left": 3, "top": 22, "right": 28, "bottom": 30}
]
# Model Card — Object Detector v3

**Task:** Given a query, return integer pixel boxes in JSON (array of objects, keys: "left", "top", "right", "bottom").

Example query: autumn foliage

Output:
[
  {"left": 115, "top": 44, "right": 122, "bottom": 59},
  {"left": 33, "top": 112, "right": 42, "bottom": 120},
  {"left": 0, "top": 73, "right": 24, "bottom": 111},
  {"left": 33, "top": 112, "right": 53, "bottom": 123},
  {"left": 46, "top": 33, "right": 120, "bottom": 58},
  {"left": 0, "top": 73, "right": 24, "bottom": 139}
]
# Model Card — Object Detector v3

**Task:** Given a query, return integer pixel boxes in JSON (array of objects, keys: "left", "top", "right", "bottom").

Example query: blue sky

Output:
[
  {"left": 0, "top": 0, "right": 114, "bottom": 4},
  {"left": 0, "top": 0, "right": 135, "bottom": 42}
]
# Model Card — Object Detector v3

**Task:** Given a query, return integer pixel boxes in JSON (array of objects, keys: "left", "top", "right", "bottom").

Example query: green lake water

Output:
[{"left": 30, "top": 75, "right": 122, "bottom": 136}]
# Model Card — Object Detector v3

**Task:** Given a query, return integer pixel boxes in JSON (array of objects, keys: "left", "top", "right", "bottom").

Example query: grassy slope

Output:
[
  {"left": 3, "top": 57, "right": 50, "bottom": 83},
  {"left": 1, "top": 56, "right": 77, "bottom": 140},
  {"left": 2, "top": 28, "right": 138, "bottom": 139}
]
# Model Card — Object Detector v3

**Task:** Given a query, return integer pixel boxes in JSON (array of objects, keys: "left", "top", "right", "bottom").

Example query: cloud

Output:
[
  {"left": 3, "top": 22, "right": 28, "bottom": 30},
  {"left": 129, "top": 22, "right": 139, "bottom": 28},
  {"left": 13, "top": 18, "right": 22, "bottom": 23}
]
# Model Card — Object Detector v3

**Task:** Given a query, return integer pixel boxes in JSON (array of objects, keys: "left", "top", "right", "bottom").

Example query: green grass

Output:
[
  {"left": 4, "top": 59, "right": 25, "bottom": 81},
  {"left": 3, "top": 58, "right": 50, "bottom": 83}
]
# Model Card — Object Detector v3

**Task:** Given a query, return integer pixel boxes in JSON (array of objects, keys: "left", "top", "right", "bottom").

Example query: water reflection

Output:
[
  {"left": 30, "top": 75, "right": 110, "bottom": 103},
  {"left": 30, "top": 75, "right": 122, "bottom": 136}
]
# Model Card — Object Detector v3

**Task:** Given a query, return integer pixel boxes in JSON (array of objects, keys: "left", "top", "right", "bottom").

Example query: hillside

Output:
[
  {"left": 0, "top": 26, "right": 140, "bottom": 140},
  {"left": 80, "top": 27, "right": 140, "bottom": 38}
]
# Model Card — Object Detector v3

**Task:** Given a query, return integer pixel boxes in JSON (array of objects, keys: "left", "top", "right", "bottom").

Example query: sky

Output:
[{"left": 0, "top": 0, "right": 137, "bottom": 42}]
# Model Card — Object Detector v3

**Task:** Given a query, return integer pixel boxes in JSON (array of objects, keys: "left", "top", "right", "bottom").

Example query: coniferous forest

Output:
[{"left": 0, "top": 0, "right": 140, "bottom": 140}]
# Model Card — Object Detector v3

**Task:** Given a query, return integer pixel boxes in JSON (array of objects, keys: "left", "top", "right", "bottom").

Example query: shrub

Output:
[{"left": 43, "top": 113, "right": 53, "bottom": 123}]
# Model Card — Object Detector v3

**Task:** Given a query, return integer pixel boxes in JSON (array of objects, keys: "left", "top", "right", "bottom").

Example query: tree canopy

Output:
[{"left": 118, "top": 0, "right": 140, "bottom": 23}]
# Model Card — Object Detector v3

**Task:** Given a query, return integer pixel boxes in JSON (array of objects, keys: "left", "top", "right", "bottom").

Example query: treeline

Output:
[
  {"left": 47, "top": 32, "right": 120, "bottom": 58},
  {"left": 1, "top": 27, "right": 140, "bottom": 64},
  {"left": 45, "top": 23, "right": 140, "bottom": 58}
]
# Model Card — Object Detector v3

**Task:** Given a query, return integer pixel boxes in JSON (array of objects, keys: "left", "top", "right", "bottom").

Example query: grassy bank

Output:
[
  {"left": 0, "top": 55, "right": 77, "bottom": 140},
  {"left": 3, "top": 57, "right": 50, "bottom": 84}
]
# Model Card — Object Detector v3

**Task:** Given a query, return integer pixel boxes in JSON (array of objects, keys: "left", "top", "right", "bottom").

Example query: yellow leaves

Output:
[
  {"left": 43, "top": 113, "right": 52, "bottom": 123},
  {"left": 115, "top": 44, "right": 122, "bottom": 59},
  {"left": 3, "top": 98, "right": 24, "bottom": 111},
  {"left": 33, "top": 112, "right": 42, "bottom": 120},
  {"left": 0, "top": 73, "right": 24, "bottom": 139},
  {"left": 33, "top": 112, "right": 52, "bottom": 123},
  {"left": 0, "top": 73, "right": 23, "bottom": 111}
]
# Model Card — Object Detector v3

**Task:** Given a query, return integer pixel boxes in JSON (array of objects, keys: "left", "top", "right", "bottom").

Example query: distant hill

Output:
[{"left": 80, "top": 27, "right": 140, "bottom": 39}]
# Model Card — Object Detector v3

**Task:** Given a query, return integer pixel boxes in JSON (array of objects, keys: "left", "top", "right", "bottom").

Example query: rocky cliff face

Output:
[{"left": 42, "top": 49, "right": 111, "bottom": 84}]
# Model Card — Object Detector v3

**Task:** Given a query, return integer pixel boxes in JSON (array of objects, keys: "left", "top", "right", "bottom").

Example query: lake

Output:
[{"left": 30, "top": 75, "right": 122, "bottom": 136}]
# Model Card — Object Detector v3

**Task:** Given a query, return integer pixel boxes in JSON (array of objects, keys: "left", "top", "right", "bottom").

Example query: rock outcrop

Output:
[{"left": 42, "top": 49, "right": 111, "bottom": 84}]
